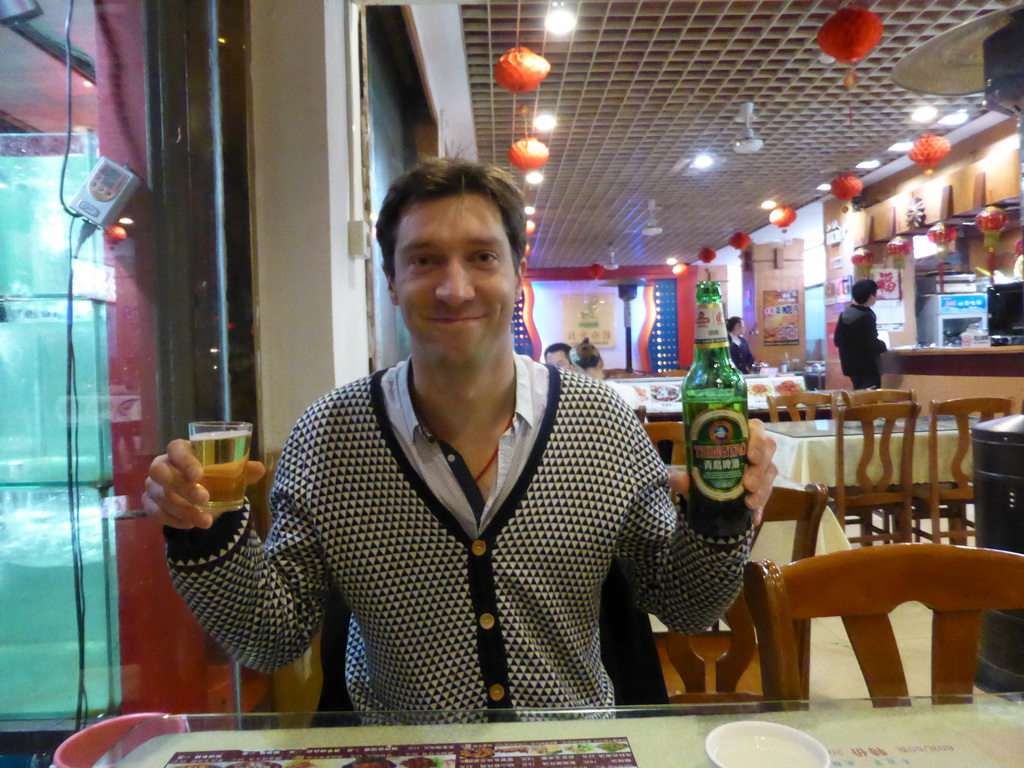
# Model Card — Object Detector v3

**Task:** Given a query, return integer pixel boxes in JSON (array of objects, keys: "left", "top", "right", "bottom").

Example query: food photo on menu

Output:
[{"left": 163, "top": 739, "right": 638, "bottom": 768}]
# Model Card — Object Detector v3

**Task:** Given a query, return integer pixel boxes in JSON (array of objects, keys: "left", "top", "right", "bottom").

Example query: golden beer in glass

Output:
[{"left": 188, "top": 421, "right": 252, "bottom": 511}]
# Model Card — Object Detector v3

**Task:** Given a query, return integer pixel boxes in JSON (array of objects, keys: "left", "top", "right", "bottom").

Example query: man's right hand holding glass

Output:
[{"left": 143, "top": 439, "right": 266, "bottom": 529}]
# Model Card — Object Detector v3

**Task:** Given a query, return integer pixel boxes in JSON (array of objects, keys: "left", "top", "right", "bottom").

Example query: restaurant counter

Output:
[
  {"left": 880, "top": 346, "right": 1024, "bottom": 410},
  {"left": 94, "top": 697, "right": 1024, "bottom": 768}
]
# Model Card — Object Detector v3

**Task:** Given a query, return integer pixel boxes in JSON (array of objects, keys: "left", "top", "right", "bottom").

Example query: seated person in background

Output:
[
  {"left": 143, "top": 158, "right": 777, "bottom": 712},
  {"left": 571, "top": 338, "right": 644, "bottom": 410},
  {"left": 727, "top": 317, "right": 754, "bottom": 374},
  {"left": 543, "top": 341, "right": 577, "bottom": 371}
]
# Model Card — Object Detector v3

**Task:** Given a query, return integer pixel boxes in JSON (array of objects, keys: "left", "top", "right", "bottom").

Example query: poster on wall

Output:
[
  {"left": 762, "top": 289, "right": 800, "bottom": 346},
  {"left": 874, "top": 300, "right": 906, "bottom": 331},
  {"left": 837, "top": 275, "right": 852, "bottom": 303},
  {"left": 824, "top": 280, "right": 837, "bottom": 306},
  {"left": 869, "top": 267, "right": 903, "bottom": 300},
  {"left": 563, "top": 292, "right": 616, "bottom": 347}
]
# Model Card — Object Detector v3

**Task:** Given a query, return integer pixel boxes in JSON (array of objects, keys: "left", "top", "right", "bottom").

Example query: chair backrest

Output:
[
  {"left": 664, "top": 483, "right": 827, "bottom": 698},
  {"left": 765, "top": 392, "right": 832, "bottom": 423},
  {"left": 755, "top": 483, "right": 829, "bottom": 563},
  {"left": 928, "top": 397, "right": 1011, "bottom": 493},
  {"left": 834, "top": 400, "right": 920, "bottom": 507},
  {"left": 745, "top": 544, "right": 1024, "bottom": 705},
  {"left": 643, "top": 421, "right": 687, "bottom": 465},
  {"left": 839, "top": 388, "right": 916, "bottom": 406}
]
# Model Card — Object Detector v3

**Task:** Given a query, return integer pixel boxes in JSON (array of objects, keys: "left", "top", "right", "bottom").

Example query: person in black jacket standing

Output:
[
  {"left": 726, "top": 317, "right": 755, "bottom": 374},
  {"left": 834, "top": 279, "right": 887, "bottom": 389}
]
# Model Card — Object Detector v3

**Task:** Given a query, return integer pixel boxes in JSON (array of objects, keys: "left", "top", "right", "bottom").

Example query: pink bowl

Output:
[{"left": 54, "top": 712, "right": 183, "bottom": 768}]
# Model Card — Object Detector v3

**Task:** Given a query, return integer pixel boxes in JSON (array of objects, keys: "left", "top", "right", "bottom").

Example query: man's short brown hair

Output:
[{"left": 376, "top": 158, "right": 527, "bottom": 280}]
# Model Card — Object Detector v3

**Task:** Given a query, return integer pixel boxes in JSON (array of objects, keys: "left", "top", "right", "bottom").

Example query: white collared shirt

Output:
[{"left": 380, "top": 354, "right": 549, "bottom": 537}]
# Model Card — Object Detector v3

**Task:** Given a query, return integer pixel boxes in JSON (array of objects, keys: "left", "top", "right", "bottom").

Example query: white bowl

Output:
[{"left": 705, "top": 720, "right": 830, "bottom": 768}]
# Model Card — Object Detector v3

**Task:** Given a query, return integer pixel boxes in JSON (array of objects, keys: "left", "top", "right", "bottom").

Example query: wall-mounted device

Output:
[{"left": 69, "top": 157, "right": 141, "bottom": 228}]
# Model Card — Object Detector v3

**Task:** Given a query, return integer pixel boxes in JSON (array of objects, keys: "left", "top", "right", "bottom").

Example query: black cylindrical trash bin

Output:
[{"left": 973, "top": 413, "right": 1024, "bottom": 692}]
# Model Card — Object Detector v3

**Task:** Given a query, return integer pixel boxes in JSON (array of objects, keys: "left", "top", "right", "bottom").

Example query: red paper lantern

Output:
[
  {"left": 697, "top": 247, "right": 716, "bottom": 264},
  {"left": 926, "top": 223, "right": 956, "bottom": 245},
  {"left": 1015, "top": 238, "right": 1023, "bottom": 257},
  {"left": 104, "top": 224, "right": 128, "bottom": 243},
  {"left": 586, "top": 263, "right": 606, "bottom": 280},
  {"left": 976, "top": 205, "right": 1008, "bottom": 252},
  {"left": 886, "top": 236, "right": 912, "bottom": 258},
  {"left": 769, "top": 206, "right": 797, "bottom": 228},
  {"left": 852, "top": 246, "right": 874, "bottom": 266},
  {"left": 975, "top": 205, "right": 1008, "bottom": 234},
  {"left": 830, "top": 174, "right": 863, "bottom": 201},
  {"left": 728, "top": 231, "right": 752, "bottom": 250},
  {"left": 509, "top": 137, "right": 549, "bottom": 172},
  {"left": 494, "top": 47, "right": 551, "bottom": 93},
  {"left": 525, "top": 219, "right": 537, "bottom": 235},
  {"left": 908, "top": 134, "right": 951, "bottom": 174},
  {"left": 817, "top": 6, "right": 884, "bottom": 64}
]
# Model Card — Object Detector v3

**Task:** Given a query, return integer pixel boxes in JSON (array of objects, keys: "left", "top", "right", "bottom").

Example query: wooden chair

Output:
[
  {"left": 744, "top": 544, "right": 1024, "bottom": 705},
  {"left": 643, "top": 421, "right": 686, "bottom": 465},
  {"left": 837, "top": 388, "right": 916, "bottom": 407},
  {"left": 765, "top": 392, "right": 833, "bottom": 422},
  {"left": 832, "top": 401, "right": 920, "bottom": 545},
  {"left": 910, "top": 397, "right": 1011, "bottom": 543},
  {"left": 662, "top": 484, "right": 828, "bottom": 701}
]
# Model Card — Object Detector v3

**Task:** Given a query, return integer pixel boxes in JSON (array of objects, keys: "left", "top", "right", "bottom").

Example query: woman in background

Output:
[
  {"left": 726, "top": 317, "right": 754, "bottom": 374},
  {"left": 571, "top": 338, "right": 644, "bottom": 410}
]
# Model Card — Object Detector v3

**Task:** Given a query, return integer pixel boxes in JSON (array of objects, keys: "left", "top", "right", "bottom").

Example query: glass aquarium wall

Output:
[{"left": 0, "top": 133, "right": 120, "bottom": 719}]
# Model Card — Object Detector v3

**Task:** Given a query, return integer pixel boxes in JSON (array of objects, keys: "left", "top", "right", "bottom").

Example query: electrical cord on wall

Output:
[
  {"left": 67, "top": 218, "right": 97, "bottom": 733},
  {"left": 58, "top": 0, "right": 80, "bottom": 217},
  {"left": 57, "top": 0, "right": 93, "bottom": 733}
]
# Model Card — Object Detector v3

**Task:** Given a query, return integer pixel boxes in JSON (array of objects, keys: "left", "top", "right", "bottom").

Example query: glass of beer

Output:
[{"left": 188, "top": 421, "right": 253, "bottom": 511}]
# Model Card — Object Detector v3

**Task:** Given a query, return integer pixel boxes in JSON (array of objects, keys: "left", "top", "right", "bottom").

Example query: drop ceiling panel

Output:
[{"left": 460, "top": 0, "right": 1015, "bottom": 268}]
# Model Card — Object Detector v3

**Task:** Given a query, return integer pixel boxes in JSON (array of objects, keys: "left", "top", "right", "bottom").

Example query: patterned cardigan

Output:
[{"left": 166, "top": 366, "right": 752, "bottom": 711}]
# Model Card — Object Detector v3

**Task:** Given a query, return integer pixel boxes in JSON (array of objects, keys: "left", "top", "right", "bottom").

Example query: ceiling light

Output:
[
  {"left": 888, "top": 141, "right": 914, "bottom": 152},
  {"left": 911, "top": 105, "right": 938, "bottom": 123},
  {"left": 733, "top": 102, "right": 764, "bottom": 154},
  {"left": 692, "top": 153, "right": 714, "bottom": 169},
  {"left": 760, "top": 199, "right": 777, "bottom": 209},
  {"left": 118, "top": 217, "right": 134, "bottom": 225},
  {"left": 816, "top": 183, "right": 831, "bottom": 191},
  {"left": 545, "top": 3, "right": 576, "bottom": 35},
  {"left": 524, "top": 205, "right": 535, "bottom": 215},
  {"left": 533, "top": 113, "right": 557, "bottom": 132},
  {"left": 856, "top": 159, "right": 881, "bottom": 170},
  {"left": 525, "top": 171, "right": 543, "bottom": 185},
  {"left": 938, "top": 110, "right": 969, "bottom": 126},
  {"left": 666, "top": 257, "right": 678, "bottom": 265}
]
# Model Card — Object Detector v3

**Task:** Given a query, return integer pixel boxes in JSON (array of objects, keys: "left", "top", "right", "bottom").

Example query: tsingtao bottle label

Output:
[
  {"left": 688, "top": 408, "right": 748, "bottom": 501},
  {"left": 694, "top": 301, "right": 728, "bottom": 347}
]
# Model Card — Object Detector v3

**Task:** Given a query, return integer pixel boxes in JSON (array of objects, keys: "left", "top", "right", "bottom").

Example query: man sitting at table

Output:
[
  {"left": 143, "top": 158, "right": 777, "bottom": 712},
  {"left": 834, "top": 278, "right": 887, "bottom": 390}
]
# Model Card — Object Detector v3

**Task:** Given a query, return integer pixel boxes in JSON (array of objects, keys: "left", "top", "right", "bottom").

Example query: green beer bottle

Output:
[{"left": 681, "top": 281, "right": 751, "bottom": 541}]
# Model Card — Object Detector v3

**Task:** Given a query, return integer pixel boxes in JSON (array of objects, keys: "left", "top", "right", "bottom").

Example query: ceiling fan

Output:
[
  {"left": 641, "top": 200, "right": 662, "bottom": 236},
  {"left": 733, "top": 101, "right": 764, "bottom": 154}
]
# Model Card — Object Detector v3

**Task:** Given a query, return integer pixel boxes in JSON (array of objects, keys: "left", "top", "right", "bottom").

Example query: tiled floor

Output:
[{"left": 806, "top": 601, "right": 934, "bottom": 699}]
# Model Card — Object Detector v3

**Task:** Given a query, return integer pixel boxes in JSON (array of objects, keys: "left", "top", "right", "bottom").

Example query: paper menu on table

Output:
[{"left": 161, "top": 738, "right": 638, "bottom": 768}]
